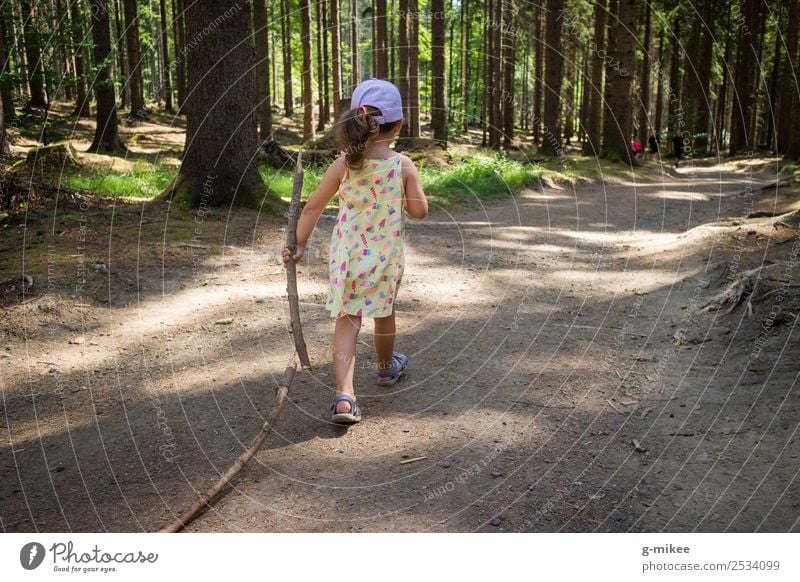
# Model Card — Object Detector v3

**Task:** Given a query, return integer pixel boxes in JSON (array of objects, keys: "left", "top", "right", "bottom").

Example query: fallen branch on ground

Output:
[
  {"left": 158, "top": 362, "right": 296, "bottom": 533},
  {"left": 158, "top": 153, "right": 309, "bottom": 533}
]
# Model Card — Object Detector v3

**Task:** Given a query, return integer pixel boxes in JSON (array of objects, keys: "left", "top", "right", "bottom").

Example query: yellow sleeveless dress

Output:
[{"left": 327, "top": 155, "right": 405, "bottom": 318}]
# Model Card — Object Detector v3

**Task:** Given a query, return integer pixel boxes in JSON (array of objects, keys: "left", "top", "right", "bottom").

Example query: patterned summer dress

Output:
[{"left": 327, "top": 154, "right": 405, "bottom": 318}]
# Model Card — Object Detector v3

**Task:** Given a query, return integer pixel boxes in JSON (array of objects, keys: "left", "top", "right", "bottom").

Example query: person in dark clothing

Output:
[
  {"left": 648, "top": 132, "right": 659, "bottom": 155},
  {"left": 672, "top": 129, "right": 684, "bottom": 167}
]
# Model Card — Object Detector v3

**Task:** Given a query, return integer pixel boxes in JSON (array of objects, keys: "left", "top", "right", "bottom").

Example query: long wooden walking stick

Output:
[
  {"left": 159, "top": 153, "right": 308, "bottom": 533},
  {"left": 286, "top": 153, "right": 311, "bottom": 369}
]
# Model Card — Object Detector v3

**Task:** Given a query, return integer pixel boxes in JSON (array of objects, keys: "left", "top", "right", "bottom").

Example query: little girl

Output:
[{"left": 282, "top": 79, "right": 428, "bottom": 424}]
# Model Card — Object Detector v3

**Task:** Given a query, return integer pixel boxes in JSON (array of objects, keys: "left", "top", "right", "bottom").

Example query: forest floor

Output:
[{"left": 1, "top": 108, "right": 799, "bottom": 532}]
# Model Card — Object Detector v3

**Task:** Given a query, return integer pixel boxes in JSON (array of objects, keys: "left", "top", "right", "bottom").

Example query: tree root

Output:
[
  {"left": 24, "top": 142, "right": 81, "bottom": 173},
  {"left": 258, "top": 138, "right": 337, "bottom": 168},
  {"left": 702, "top": 262, "right": 800, "bottom": 316},
  {"left": 0, "top": 274, "right": 34, "bottom": 294}
]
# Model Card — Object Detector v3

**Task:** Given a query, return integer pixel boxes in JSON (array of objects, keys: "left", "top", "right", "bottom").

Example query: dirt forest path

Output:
[{"left": 2, "top": 160, "right": 798, "bottom": 533}]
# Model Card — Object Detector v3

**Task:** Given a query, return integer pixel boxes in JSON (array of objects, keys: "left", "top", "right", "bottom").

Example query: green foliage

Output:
[
  {"left": 259, "top": 153, "right": 542, "bottom": 205},
  {"left": 50, "top": 152, "right": 645, "bottom": 211},
  {"left": 137, "top": 1, "right": 159, "bottom": 49},
  {"left": 421, "top": 153, "right": 541, "bottom": 201},
  {"left": 260, "top": 165, "right": 324, "bottom": 200},
  {"left": 65, "top": 164, "right": 174, "bottom": 199},
  {"left": 691, "top": 133, "right": 710, "bottom": 156}
]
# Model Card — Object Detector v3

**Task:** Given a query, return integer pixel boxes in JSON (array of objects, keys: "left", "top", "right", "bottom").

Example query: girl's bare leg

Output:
[
  {"left": 333, "top": 314, "right": 362, "bottom": 413},
  {"left": 374, "top": 310, "right": 396, "bottom": 371}
]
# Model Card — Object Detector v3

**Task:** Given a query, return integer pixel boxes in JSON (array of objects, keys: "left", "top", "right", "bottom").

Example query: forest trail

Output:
[{"left": 2, "top": 159, "right": 798, "bottom": 532}]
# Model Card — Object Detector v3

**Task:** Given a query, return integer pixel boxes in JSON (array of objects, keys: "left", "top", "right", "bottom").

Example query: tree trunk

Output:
[
  {"left": 350, "top": 0, "right": 360, "bottom": 87},
  {"left": 88, "top": 0, "right": 126, "bottom": 153},
  {"left": 0, "top": 4, "right": 17, "bottom": 121},
  {"left": 0, "top": 90, "right": 7, "bottom": 156},
  {"left": 8, "top": 2, "right": 28, "bottom": 105},
  {"left": 372, "top": 0, "right": 378, "bottom": 77},
  {"left": 713, "top": 6, "right": 732, "bottom": 151},
  {"left": 540, "top": 0, "right": 563, "bottom": 156},
  {"left": 668, "top": 13, "right": 681, "bottom": 122},
  {"left": 692, "top": 0, "right": 714, "bottom": 135},
  {"left": 408, "top": 0, "right": 420, "bottom": 137},
  {"left": 764, "top": 5, "right": 782, "bottom": 149},
  {"left": 431, "top": 0, "right": 447, "bottom": 144},
  {"left": 461, "top": 0, "right": 471, "bottom": 132},
  {"left": 123, "top": 0, "right": 146, "bottom": 117},
  {"left": 148, "top": 21, "right": 159, "bottom": 103},
  {"left": 748, "top": 2, "right": 766, "bottom": 147},
  {"left": 730, "top": 0, "right": 758, "bottom": 155},
  {"left": 533, "top": 0, "right": 543, "bottom": 145},
  {"left": 321, "top": 0, "right": 330, "bottom": 121},
  {"left": 399, "top": 0, "right": 409, "bottom": 136},
  {"left": 172, "top": 0, "right": 186, "bottom": 111},
  {"left": 654, "top": 26, "right": 664, "bottom": 136},
  {"left": 67, "top": 0, "right": 91, "bottom": 117},
  {"left": 253, "top": 0, "right": 272, "bottom": 139},
  {"left": 20, "top": 0, "right": 47, "bottom": 108},
  {"left": 423, "top": 56, "right": 429, "bottom": 119},
  {"left": 637, "top": 1, "right": 651, "bottom": 147},
  {"left": 281, "top": 0, "right": 293, "bottom": 115},
  {"left": 792, "top": 78, "right": 800, "bottom": 160},
  {"left": 272, "top": 26, "right": 278, "bottom": 106},
  {"left": 519, "top": 15, "right": 528, "bottom": 132},
  {"left": 301, "top": 0, "right": 314, "bottom": 140},
  {"left": 113, "top": 0, "right": 129, "bottom": 110},
  {"left": 408, "top": 0, "right": 420, "bottom": 136},
  {"left": 158, "top": 0, "right": 174, "bottom": 113},
  {"left": 601, "top": 0, "right": 635, "bottom": 163},
  {"left": 578, "top": 46, "right": 589, "bottom": 142},
  {"left": 447, "top": 11, "right": 455, "bottom": 123},
  {"left": 53, "top": 0, "right": 69, "bottom": 103},
  {"left": 480, "top": 0, "right": 488, "bottom": 144},
  {"left": 162, "top": 0, "right": 273, "bottom": 209},
  {"left": 375, "top": 0, "right": 388, "bottom": 78},
  {"left": 330, "top": 0, "right": 342, "bottom": 116},
  {"left": 315, "top": 0, "right": 325, "bottom": 131},
  {"left": 389, "top": 0, "right": 396, "bottom": 81},
  {"left": 563, "top": 38, "right": 574, "bottom": 144},
  {"left": 681, "top": 7, "right": 700, "bottom": 126},
  {"left": 488, "top": 0, "right": 502, "bottom": 148},
  {"left": 778, "top": 0, "right": 799, "bottom": 154},
  {"left": 502, "top": 0, "right": 516, "bottom": 147}
]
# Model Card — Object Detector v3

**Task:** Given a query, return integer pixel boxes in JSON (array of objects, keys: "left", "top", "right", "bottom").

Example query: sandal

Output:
[
  {"left": 376, "top": 352, "right": 409, "bottom": 386},
  {"left": 330, "top": 394, "right": 362, "bottom": 424}
]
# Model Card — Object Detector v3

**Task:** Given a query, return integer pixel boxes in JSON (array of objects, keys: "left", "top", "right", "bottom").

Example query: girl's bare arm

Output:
[
  {"left": 283, "top": 156, "right": 345, "bottom": 262},
  {"left": 401, "top": 155, "right": 428, "bottom": 219}
]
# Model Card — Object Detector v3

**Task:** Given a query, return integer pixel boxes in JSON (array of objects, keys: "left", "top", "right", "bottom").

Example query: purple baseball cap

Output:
[{"left": 351, "top": 79, "right": 403, "bottom": 124}]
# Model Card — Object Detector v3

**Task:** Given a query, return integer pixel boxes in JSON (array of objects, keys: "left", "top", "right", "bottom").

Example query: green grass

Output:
[
  {"left": 259, "top": 152, "right": 547, "bottom": 205},
  {"left": 419, "top": 153, "right": 541, "bottom": 202},
  {"left": 65, "top": 163, "right": 174, "bottom": 199},
  {"left": 547, "top": 156, "right": 629, "bottom": 181},
  {"left": 63, "top": 162, "right": 325, "bottom": 204},
  {"left": 260, "top": 165, "right": 324, "bottom": 200},
  {"left": 59, "top": 153, "right": 640, "bottom": 207}
]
